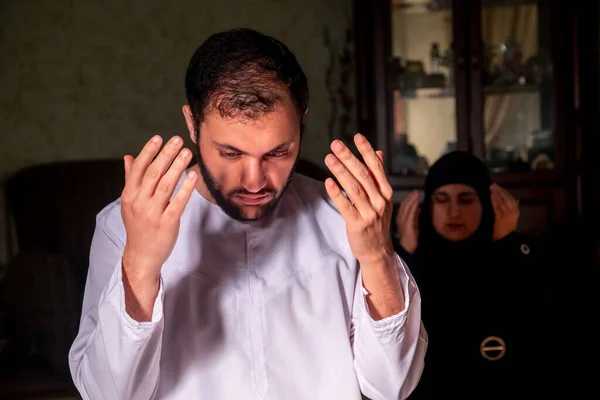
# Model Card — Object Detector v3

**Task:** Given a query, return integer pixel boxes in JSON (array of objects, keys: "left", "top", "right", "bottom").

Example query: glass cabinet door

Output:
[
  {"left": 389, "top": 0, "right": 458, "bottom": 176},
  {"left": 480, "top": 0, "right": 555, "bottom": 172}
]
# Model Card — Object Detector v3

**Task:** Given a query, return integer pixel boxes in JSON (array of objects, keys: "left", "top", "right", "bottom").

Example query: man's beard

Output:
[{"left": 196, "top": 148, "right": 298, "bottom": 222}]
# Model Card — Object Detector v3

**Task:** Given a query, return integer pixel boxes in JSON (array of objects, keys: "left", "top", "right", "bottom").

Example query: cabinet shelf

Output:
[
  {"left": 391, "top": 0, "right": 539, "bottom": 13},
  {"left": 355, "top": 0, "right": 578, "bottom": 235},
  {"left": 394, "top": 83, "right": 549, "bottom": 99},
  {"left": 485, "top": 83, "right": 551, "bottom": 95},
  {"left": 396, "top": 86, "right": 455, "bottom": 99}
]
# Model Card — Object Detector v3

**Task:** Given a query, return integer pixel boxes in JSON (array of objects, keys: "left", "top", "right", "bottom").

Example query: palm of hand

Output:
[
  {"left": 493, "top": 210, "right": 519, "bottom": 240},
  {"left": 491, "top": 184, "right": 519, "bottom": 241},
  {"left": 395, "top": 190, "right": 420, "bottom": 253}
]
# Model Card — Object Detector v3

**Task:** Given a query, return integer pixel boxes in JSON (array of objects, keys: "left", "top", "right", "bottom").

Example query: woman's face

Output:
[{"left": 431, "top": 184, "right": 483, "bottom": 241}]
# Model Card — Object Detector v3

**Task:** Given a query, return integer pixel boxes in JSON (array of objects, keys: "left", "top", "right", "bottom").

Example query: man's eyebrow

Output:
[
  {"left": 211, "top": 140, "right": 292, "bottom": 154},
  {"left": 265, "top": 142, "right": 292, "bottom": 153},
  {"left": 212, "top": 141, "right": 244, "bottom": 153}
]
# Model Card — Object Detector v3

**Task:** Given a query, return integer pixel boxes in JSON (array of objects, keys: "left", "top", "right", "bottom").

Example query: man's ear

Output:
[{"left": 182, "top": 105, "right": 197, "bottom": 145}]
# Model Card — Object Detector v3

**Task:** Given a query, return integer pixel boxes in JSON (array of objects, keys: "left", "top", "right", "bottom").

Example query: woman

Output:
[{"left": 393, "top": 151, "right": 553, "bottom": 399}]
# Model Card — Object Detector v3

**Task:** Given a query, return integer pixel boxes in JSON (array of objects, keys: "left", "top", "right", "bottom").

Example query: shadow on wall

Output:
[{"left": 295, "top": 158, "right": 333, "bottom": 182}]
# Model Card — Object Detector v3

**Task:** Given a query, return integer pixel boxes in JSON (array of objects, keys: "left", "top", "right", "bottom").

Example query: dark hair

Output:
[{"left": 184, "top": 28, "right": 309, "bottom": 136}]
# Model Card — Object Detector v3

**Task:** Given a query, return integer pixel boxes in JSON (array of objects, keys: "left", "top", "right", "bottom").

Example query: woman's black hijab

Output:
[
  {"left": 406, "top": 151, "right": 499, "bottom": 341},
  {"left": 416, "top": 151, "right": 495, "bottom": 261}
]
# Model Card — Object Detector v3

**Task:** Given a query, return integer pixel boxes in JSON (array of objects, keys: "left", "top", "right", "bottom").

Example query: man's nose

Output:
[{"left": 242, "top": 158, "right": 267, "bottom": 193}]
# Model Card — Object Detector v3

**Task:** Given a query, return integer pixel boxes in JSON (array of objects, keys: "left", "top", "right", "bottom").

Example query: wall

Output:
[{"left": 0, "top": 0, "right": 356, "bottom": 265}]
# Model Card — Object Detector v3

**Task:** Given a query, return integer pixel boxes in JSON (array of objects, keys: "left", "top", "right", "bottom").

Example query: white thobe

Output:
[{"left": 68, "top": 172, "right": 427, "bottom": 400}]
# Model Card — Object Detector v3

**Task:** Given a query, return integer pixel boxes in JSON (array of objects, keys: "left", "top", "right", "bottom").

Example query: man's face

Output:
[{"left": 183, "top": 96, "right": 301, "bottom": 221}]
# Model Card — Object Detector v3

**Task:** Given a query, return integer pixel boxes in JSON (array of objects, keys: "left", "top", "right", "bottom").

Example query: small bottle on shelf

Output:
[{"left": 430, "top": 42, "right": 440, "bottom": 73}]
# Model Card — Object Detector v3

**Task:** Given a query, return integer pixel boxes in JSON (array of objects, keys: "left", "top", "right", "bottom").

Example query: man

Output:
[{"left": 68, "top": 28, "right": 427, "bottom": 400}]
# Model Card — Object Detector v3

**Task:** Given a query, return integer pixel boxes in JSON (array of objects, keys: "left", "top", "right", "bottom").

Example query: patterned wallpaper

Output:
[{"left": 0, "top": 0, "right": 356, "bottom": 264}]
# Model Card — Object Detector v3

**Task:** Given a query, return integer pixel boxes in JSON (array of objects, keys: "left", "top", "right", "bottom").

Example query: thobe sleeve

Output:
[
  {"left": 351, "top": 254, "right": 428, "bottom": 400},
  {"left": 68, "top": 213, "right": 165, "bottom": 400}
]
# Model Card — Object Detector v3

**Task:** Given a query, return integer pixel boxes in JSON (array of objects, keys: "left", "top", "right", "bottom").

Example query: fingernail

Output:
[
  {"left": 181, "top": 149, "right": 190, "bottom": 158},
  {"left": 355, "top": 133, "right": 365, "bottom": 143},
  {"left": 173, "top": 136, "right": 182, "bottom": 144},
  {"left": 152, "top": 135, "right": 161, "bottom": 143},
  {"left": 187, "top": 171, "right": 197, "bottom": 180},
  {"left": 325, "top": 154, "right": 336, "bottom": 165},
  {"left": 332, "top": 140, "right": 343, "bottom": 151}
]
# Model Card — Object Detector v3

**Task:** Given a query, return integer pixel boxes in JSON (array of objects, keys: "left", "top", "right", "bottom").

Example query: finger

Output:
[
  {"left": 399, "top": 190, "right": 419, "bottom": 221},
  {"left": 124, "top": 155, "right": 135, "bottom": 180},
  {"left": 164, "top": 169, "right": 198, "bottom": 218},
  {"left": 127, "top": 135, "right": 163, "bottom": 188},
  {"left": 353, "top": 134, "right": 394, "bottom": 200},
  {"left": 493, "top": 186, "right": 511, "bottom": 212},
  {"left": 414, "top": 206, "right": 420, "bottom": 230},
  {"left": 324, "top": 177, "right": 360, "bottom": 223},
  {"left": 395, "top": 201, "right": 404, "bottom": 225},
  {"left": 395, "top": 202, "right": 404, "bottom": 225},
  {"left": 330, "top": 140, "right": 384, "bottom": 210},
  {"left": 397, "top": 193, "right": 418, "bottom": 230},
  {"left": 398, "top": 192, "right": 416, "bottom": 227},
  {"left": 405, "top": 200, "right": 421, "bottom": 233},
  {"left": 498, "top": 186, "right": 518, "bottom": 210},
  {"left": 492, "top": 184, "right": 517, "bottom": 208},
  {"left": 325, "top": 153, "right": 375, "bottom": 219},
  {"left": 407, "top": 193, "right": 420, "bottom": 223},
  {"left": 152, "top": 148, "right": 194, "bottom": 209},
  {"left": 491, "top": 190, "right": 503, "bottom": 215},
  {"left": 139, "top": 136, "right": 184, "bottom": 199},
  {"left": 376, "top": 149, "right": 385, "bottom": 187},
  {"left": 402, "top": 190, "right": 419, "bottom": 219},
  {"left": 494, "top": 190, "right": 510, "bottom": 215}
]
